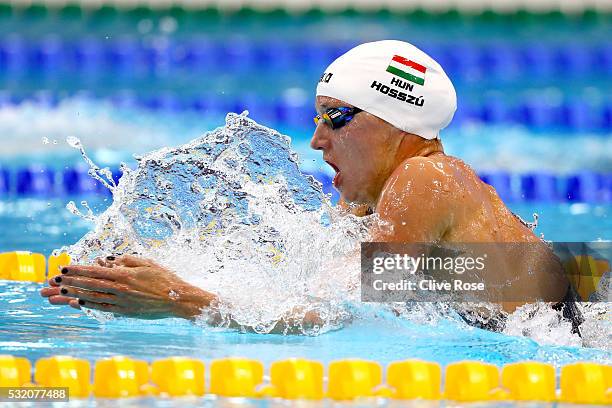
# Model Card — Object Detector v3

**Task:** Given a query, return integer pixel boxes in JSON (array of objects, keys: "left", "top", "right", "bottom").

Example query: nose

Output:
[{"left": 310, "top": 123, "right": 331, "bottom": 151}]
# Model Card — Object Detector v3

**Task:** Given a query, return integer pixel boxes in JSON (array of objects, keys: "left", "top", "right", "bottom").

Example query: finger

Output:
[
  {"left": 113, "top": 254, "right": 152, "bottom": 268},
  {"left": 61, "top": 265, "right": 123, "bottom": 281},
  {"left": 69, "top": 299, "right": 82, "bottom": 310},
  {"left": 55, "top": 275, "right": 121, "bottom": 294},
  {"left": 102, "top": 255, "right": 121, "bottom": 267},
  {"left": 49, "top": 275, "right": 66, "bottom": 287},
  {"left": 95, "top": 257, "right": 112, "bottom": 267},
  {"left": 59, "top": 286, "right": 118, "bottom": 304},
  {"left": 40, "top": 286, "right": 61, "bottom": 297},
  {"left": 48, "top": 294, "right": 74, "bottom": 305}
]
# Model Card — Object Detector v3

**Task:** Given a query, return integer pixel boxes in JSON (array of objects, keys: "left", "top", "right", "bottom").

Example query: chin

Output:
[
  {"left": 340, "top": 189, "right": 367, "bottom": 205},
  {"left": 338, "top": 190, "right": 353, "bottom": 203}
]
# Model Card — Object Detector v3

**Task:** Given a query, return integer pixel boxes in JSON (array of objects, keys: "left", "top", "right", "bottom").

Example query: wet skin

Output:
[
  {"left": 312, "top": 96, "right": 568, "bottom": 311},
  {"left": 40, "top": 255, "right": 213, "bottom": 319},
  {"left": 40, "top": 95, "right": 569, "bottom": 322}
]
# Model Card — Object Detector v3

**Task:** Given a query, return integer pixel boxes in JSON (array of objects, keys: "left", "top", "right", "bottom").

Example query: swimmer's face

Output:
[{"left": 311, "top": 96, "right": 405, "bottom": 205}]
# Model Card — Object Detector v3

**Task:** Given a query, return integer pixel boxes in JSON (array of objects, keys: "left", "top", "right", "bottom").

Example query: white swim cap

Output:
[{"left": 316, "top": 40, "right": 457, "bottom": 140}]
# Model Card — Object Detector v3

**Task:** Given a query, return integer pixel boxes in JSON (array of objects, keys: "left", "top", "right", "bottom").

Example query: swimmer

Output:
[{"left": 40, "top": 40, "right": 582, "bottom": 333}]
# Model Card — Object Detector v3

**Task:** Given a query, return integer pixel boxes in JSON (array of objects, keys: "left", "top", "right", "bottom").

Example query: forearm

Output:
[{"left": 172, "top": 282, "right": 218, "bottom": 320}]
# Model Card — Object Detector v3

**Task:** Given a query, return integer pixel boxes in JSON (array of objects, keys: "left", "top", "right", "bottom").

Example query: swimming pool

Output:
[
  {"left": 1, "top": 1, "right": 611, "bottom": 403},
  {"left": 1, "top": 112, "right": 610, "bottom": 372}
]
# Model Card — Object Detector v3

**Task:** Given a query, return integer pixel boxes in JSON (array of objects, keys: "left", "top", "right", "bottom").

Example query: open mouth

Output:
[{"left": 324, "top": 160, "right": 341, "bottom": 187}]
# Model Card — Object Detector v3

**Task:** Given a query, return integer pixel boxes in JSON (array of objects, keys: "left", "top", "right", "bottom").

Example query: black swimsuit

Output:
[{"left": 551, "top": 286, "right": 584, "bottom": 336}]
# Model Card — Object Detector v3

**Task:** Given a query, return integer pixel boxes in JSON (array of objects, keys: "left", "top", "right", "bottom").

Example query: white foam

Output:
[{"left": 66, "top": 112, "right": 378, "bottom": 334}]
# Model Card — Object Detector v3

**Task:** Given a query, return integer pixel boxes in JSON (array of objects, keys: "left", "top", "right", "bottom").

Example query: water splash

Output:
[
  {"left": 66, "top": 112, "right": 376, "bottom": 334},
  {"left": 66, "top": 135, "right": 81, "bottom": 149},
  {"left": 65, "top": 200, "right": 96, "bottom": 222},
  {"left": 503, "top": 302, "right": 611, "bottom": 349},
  {"left": 66, "top": 136, "right": 117, "bottom": 191}
]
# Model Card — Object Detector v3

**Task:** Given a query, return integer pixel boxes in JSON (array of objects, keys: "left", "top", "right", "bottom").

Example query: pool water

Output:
[
  {"left": 0, "top": 7, "right": 610, "bottom": 383},
  {"left": 1, "top": 279, "right": 609, "bottom": 369}
]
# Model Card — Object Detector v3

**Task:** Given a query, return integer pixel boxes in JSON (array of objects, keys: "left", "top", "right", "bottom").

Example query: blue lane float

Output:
[
  {"left": 565, "top": 171, "right": 606, "bottom": 203},
  {"left": 16, "top": 165, "right": 55, "bottom": 196},
  {"left": 5, "top": 166, "right": 116, "bottom": 196},
  {"left": 0, "top": 166, "right": 610, "bottom": 203},
  {"left": 189, "top": 95, "right": 229, "bottom": 116},
  {"left": 0, "top": 168, "right": 9, "bottom": 194},
  {"left": 62, "top": 165, "right": 106, "bottom": 195},
  {"left": 520, "top": 173, "right": 558, "bottom": 202},
  {"left": 72, "top": 39, "right": 104, "bottom": 69},
  {"left": 1, "top": 92, "right": 607, "bottom": 132},
  {"left": 138, "top": 93, "right": 184, "bottom": 112},
  {"left": 0, "top": 36, "right": 609, "bottom": 79},
  {"left": 479, "top": 172, "right": 514, "bottom": 202}
]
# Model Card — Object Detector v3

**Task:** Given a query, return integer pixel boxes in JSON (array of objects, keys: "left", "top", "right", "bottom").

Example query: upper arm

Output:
[{"left": 373, "top": 158, "right": 455, "bottom": 243}]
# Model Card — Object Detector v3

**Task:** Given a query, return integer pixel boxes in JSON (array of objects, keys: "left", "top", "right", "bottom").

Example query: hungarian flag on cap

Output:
[{"left": 386, "top": 55, "right": 426, "bottom": 85}]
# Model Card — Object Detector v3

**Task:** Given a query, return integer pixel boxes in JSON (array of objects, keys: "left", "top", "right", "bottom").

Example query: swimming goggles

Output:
[{"left": 314, "top": 106, "right": 362, "bottom": 130}]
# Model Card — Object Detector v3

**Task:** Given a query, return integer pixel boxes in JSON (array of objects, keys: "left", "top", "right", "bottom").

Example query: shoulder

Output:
[
  {"left": 377, "top": 155, "right": 460, "bottom": 209},
  {"left": 374, "top": 155, "right": 460, "bottom": 242}
]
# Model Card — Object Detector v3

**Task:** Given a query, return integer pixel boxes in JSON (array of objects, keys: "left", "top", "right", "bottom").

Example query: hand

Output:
[{"left": 40, "top": 255, "right": 215, "bottom": 319}]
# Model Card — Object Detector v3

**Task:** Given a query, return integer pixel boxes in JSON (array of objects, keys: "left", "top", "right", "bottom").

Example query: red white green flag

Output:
[{"left": 386, "top": 55, "right": 426, "bottom": 85}]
